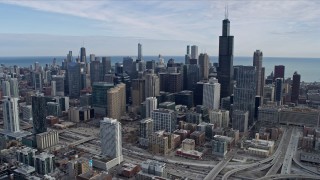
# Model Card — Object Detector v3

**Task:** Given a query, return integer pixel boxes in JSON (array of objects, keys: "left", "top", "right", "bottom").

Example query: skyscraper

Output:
[
  {"left": 33, "top": 72, "right": 43, "bottom": 91},
  {"left": 253, "top": 50, "right": 265, "bottom": 96},
  {"left": 138, "top": 43, "right": 143, "bottom": 61},
  {"left": 102, "top": 57, "right": 112, "bottom": 75},
  {"left": 51, "top": 81, "right": 56, "bottom": 96},
  {"left": 52, "top": 75, "right": 65, "bottom": 96},
  {"left": 291, "top": 71, "right": 301, "bottom": 104},
  {"left": 90, "top": 60, "right": 102, "bottom": 84},
  {"left": 2, "top": 96, "right": 20, "bottom": 133},
  {"left": 185, "top": 45, "right": 191, "bottom": 64},
  {"left": 9, "top": 78, "right": 19, "bottom": 97},
  {"left": 100, "top": 118, "right": 123, "bottom": 163},
  {"left": 107, "top": 83, "right": 126, "bottom": 120},
  {"left": 159, "top": 73, "right": 182, "bottom": 93},
  {"left": 199, "top": 53, "right": 209, "bottom": 80},
  {"left": 131, "top": 79, "right": 145, "bottom": 107},
  {"left": 203, "top": 78, "right": 221, "bottom": 110},
  {"left": 67, "top": 51, "right": 73, "bottom": 62},
  {"left": 123, "top": 57, "right": 134, "bottom": 75},
  {"left": 217, "top": 15, "right": 234, "bottom": 98},
  {"left": 275, "top": 78, "right": 283, "bottom": 105},
  {"left": 144, "top": 73, "right": 160, "bottom": 98},
  {"left": 1, "top": 81, "right": 10, "bottom": 96},
  {"left": 274, "top": 65, "right": 285, "bottom": 80},
  {"left": 191, "top": 45, "right": 198, "bottom": 59},
  {"left": 145, "top": 97, "right": 157, "bottom": 118},
  {"left": 92, "top": 82, "right": 114, "bottom": 115},
  {"left": 80, "top": 47, "right": 86, "bottom": 63},
  {"left": 67, "top": 62, "right": 81, "bottom": 99},
  {"left": 233, "top": 66, "right": 256, "bottom": 124},
  {"left": 32, "top": 93, "right": 48, "bottom": 134},
  {"left": 184, "top": 64, "right": 200, "bottom": 91}
]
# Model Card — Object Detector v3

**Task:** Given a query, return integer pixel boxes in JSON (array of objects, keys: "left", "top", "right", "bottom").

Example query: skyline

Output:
[{"left": 0, "top": 0, "right": 319, "bottom": 57}]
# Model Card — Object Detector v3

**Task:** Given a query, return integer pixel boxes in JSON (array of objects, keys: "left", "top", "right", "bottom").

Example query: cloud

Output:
[{"left": 0, "top": 0, "right": 319, "bottom": 57}]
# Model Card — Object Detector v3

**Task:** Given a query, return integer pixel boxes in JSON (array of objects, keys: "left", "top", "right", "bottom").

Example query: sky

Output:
[{"left": 0, "top": 0, "right": 319, "bottom": 57}]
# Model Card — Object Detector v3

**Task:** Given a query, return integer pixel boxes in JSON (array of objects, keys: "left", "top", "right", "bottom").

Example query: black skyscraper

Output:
[
  {"left": 32, "top": 93, "right": 47, "bottom": 134},
  {"left": 80, "top": 47, "right": 86, "bottom": 63},
  {"left": 218, "top": 16, "right": 234, "bottom": 98},
  {"left": 291, "top": 71, "right": 301, "bottom": 104}
]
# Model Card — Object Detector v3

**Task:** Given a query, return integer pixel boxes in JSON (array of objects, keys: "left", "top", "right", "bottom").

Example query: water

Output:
[{"left": 0, "top": 56, "right": 319, "bottom": 82}]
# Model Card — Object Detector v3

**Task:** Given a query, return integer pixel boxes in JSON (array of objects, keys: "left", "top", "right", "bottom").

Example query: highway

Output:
[
  {"left": 280, "top": 129, "right": 299, "bottom": 174},
  {"left": 203, "top": 149, "right": 237, "bottom": 180},
  {"left": 222, "top": 128, "right": 290, "bottom": 180},
  {"left": 265, "top": 127, "right": 294, "bottom": 176},
  {"left": 68, "top": 136, "right": 96, "bottom": 146},
  {"left": 292, "top": 155, "right": 320, "bottom": 176},
  {"left": 256, "top": 174, "right": 320, "bottom": 180}
]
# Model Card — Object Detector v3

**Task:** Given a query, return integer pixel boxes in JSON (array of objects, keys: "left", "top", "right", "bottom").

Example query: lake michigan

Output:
[{"left": 0, "top": 56, "right": 319, "bottom": 82}]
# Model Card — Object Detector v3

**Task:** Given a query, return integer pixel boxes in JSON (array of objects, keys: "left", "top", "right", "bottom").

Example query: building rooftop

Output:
[
  {"left": 34, "top": 152, "right": 54, "bottom": 160},
  {"left": 190, "top": 131, "right": 204, "bottom": 136},
  {"left": 140, "top": 118, "right": 153, "bottom": 124},
  {"left": 214, "top": 135, "right": 234, "bottom": 143},
  {"left": 141, "top": 159, "right": 166, "bottom": 168},
  {"left": 153, "top": 108, "right": 174, "bottom": 113},
  {"left": 182, "top": 138, "right": 195, "bottom": 144},
  {"left": 14, "top": 165, "right": 35, "bottom": 175}
]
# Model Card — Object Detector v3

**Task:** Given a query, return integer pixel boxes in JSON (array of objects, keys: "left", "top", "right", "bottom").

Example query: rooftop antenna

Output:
[{"left": 225, "top": 0, "right": 229, "bottom": 19}]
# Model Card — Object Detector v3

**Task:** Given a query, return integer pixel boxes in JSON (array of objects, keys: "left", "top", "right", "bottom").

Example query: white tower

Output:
[
  {"left": 100, "top": 118, "right": 123, "bottom": 163},
  {"left": 203, "top": 78, "right": 221, "bottom": 110},
  {"left": 146, "top": 97, "right": 157, "bottom": 118},
  {"left": 2, "top": 81, "right": 11, "bottom": 97},
  {"left": 51, "top": 81, "right": 56, "bottom": 96},
  {"left": 3, "top": 96, "right": 20, "bottom": 132},
  {"left": 10, "top": 78, "right": 19, "bottom": 97}
]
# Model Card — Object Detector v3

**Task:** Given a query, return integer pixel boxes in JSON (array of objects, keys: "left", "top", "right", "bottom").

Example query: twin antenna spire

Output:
[{"left": 225, "top": 1, "right": 229, "bottom": 19}]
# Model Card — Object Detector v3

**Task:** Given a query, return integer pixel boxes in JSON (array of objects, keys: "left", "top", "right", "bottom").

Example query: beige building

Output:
[
  {"left": 67, "top": 158, "right": 91, "bottom": 178},
  {"left": 181, "top": 139, "right": 195, "bottom": 151},
  {"left": 107, "top": 83, "right": 126, "bottom": 120},
  {"left": 148, "top": 131, "right": 174, "bottom": 155},
  {"left": 68, "top": 107, "right": 94, "bottom": 122},
  {"left": 36, "top": 130, "right": 59, "bottom": 150}
]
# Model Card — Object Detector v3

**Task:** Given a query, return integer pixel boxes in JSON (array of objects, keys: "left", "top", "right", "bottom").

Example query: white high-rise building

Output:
[
  {"left": 2, "top": 81, "right": 11, "bottom": 96},
  {"left": 138, "top": 43, "right": 143, "bottom": 61},
  {"left": 3, "top": 96, "right": 20, "bottom": 133},
  {"left": 151, "top": 109, "right": 176, "bottom": 133},
  {"left": 209, "top": 109, "right": 229, "bottom": 128},
  {"left": 10, "top": 78, "right": 19, "bottom": 97},
  {"left": 145, "top": 97, "right": 157, "bottom": 118},
  {"left": 144, "top": 73, "right": 160, "bottom": 98},
  {"left": 22, "top": 105, "right": 33, "bottom": 121},
  {"left": 51, "top": 81, "right": 56, "bottom": 96},
  {"left": 100, "top": 118, "right": 122, "bottom": 163},
  {"left": 203, "top": 78, "right": 221, "bottom": 110},
  {"left": 191, "top": 45, "right": 198, "bottom": 59}
]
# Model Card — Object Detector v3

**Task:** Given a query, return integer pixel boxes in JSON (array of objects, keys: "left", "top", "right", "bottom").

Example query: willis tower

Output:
[{"left": 218, "top": 7, "right": 234, "bottom": 98}]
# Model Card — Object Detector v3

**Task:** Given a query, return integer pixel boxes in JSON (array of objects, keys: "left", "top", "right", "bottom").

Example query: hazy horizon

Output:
[{"left": 0, "top": 1, "right": 319, "bottom": 57}]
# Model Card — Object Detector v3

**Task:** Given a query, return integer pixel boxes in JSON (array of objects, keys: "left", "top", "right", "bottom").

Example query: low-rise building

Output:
[
  {"left": 34, "top": 152, "right": 55, "bottom": 175},
  {"left": 300, "top": 152, "right": 320, "bottom": 164},
  {"left": 36, "top": 130, "right": 59, "bottom": 150},
  {"left": 68, "top": 107, "right": 94, "bottom": 122},
  {"left": 119, "top": 163, "right": 141, "bottom": 178},
  {"left": 16, "top": 147, "right": 37, "bottom": 166},
  {"left": 248, "top": 147, "right": 269, "bottom": 157},
  {"left": 67, "top": 158, "right": 91, "bottom": 178},
  {"left": 148, "top": 131, "right": 174, "bottom": 155},
  {"left": 190, "top": 131, "right": 205, "bottom": 146},
  {"left": 140, "top": 159, "right": 166, "bottom": 178}
]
